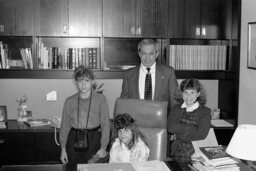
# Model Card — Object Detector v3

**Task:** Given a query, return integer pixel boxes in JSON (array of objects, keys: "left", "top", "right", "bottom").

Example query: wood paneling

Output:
[
  {"left": 69, "top": 0, "right": 102, "bottom": 36},
  {"left": 36, "top": 0, "right": 68, "bottom": 36}
]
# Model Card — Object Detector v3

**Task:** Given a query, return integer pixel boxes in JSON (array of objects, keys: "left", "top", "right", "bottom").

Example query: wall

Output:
[
  {"left": 0, "top": 79, "right": 218, "bottom": 119},
  {"left": 238, "top": 0, "right": 256, "bottom": 124}
]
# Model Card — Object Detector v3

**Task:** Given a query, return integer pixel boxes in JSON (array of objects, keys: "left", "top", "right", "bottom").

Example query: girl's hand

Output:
[
  {"left": 96, "top": 148, "right": 108, "bottom": 158},
  {"left": 60, "top": 148, "right": 69, "bottom": 164}
]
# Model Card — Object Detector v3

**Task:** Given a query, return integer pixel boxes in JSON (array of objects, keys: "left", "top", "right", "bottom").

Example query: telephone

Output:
[
  {"left": 49, "top": 116, "right": 61, "bottom": 146},
  {"left": 49, "top": 116, "right": 61, "bottom": 128}
]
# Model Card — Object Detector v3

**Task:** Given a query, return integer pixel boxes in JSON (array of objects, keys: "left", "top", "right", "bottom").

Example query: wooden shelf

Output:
[
  {"left": 175, "top": 70, "right": 236, "bottom": 80},
  {"left": 0, "top": 69, "right": 236, "bottom": 80}
]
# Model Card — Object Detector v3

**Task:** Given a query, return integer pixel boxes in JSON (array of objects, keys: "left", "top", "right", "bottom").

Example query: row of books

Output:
[
  {"left": 36, "top": 43, "right": 100, "bottom": 70},
  {"left": 0, "top": 41, "right": 33, "bottom": 69},
  {"left": 169, "top": 45, "right": 227, "bottom": 70}
]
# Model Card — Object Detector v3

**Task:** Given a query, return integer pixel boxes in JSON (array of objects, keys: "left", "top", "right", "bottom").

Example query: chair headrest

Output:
[{"left": 114, "top": 98, "right": 167, "bottom": 128}]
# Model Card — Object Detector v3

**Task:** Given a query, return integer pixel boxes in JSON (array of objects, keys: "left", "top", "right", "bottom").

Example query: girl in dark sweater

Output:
[{"left": 167, "top": 78, "right": 211, "bottom": 162}]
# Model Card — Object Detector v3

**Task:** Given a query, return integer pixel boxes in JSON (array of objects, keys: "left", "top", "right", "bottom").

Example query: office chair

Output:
[{"left": 114, "top": 98, "right": 168, "bottom": 161}]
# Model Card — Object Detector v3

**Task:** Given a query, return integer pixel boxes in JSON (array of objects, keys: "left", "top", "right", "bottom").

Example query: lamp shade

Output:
[{"left": 226, "top": 124, "right": 256, "bottom": 161}]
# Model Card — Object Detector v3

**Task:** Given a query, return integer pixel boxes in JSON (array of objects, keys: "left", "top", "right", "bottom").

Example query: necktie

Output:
[{"left": 144, "top": 67, "right": 152, "bottom": 100}]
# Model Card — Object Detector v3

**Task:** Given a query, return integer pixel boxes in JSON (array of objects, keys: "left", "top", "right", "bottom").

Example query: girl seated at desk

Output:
[{"left": 109, "top": 113, "right": 150, "bottom": 163}]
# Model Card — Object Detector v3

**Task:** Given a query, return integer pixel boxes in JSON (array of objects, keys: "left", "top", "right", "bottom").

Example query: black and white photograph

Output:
[
  {"left": 0, "top": 0, "right": 256, "bottom": 171},
  {"left": 0, "top": 105, "right": 7, "bottom": 122}
]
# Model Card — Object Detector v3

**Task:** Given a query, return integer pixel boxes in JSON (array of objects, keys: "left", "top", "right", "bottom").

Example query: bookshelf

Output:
[
  {"left": 0, "top": 36, "right": 33, "bottom": 69},
  {"left": 0, "top": 36, "right": 101, "bottom": 71},
  {"left": 35, "top": 37, "right": 101, "bottom": 70},
  {"left": 0, "top": 0, "right": 240, "bottom": 125},
  {"left": 167, "top": 39, "right": 233, "bottom": 71}
]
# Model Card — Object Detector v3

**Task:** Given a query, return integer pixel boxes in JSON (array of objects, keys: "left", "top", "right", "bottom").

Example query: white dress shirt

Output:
[{"left": 139, "top": 63, "right": 156, "bottom": 100}]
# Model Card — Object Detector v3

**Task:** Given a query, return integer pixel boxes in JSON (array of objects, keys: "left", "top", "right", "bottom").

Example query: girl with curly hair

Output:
[{"left": 167, "top": 78, "right": 211, "bottom": 162}]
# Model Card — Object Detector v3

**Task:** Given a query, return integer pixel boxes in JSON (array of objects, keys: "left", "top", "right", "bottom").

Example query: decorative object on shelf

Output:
[
  {"left": 93, "top": 82, "right": 104, "bottom": 94},
  {"left": 211, "top": 108, "right": 220, "bottom": 120},
  {"left": 226, "top": 124, "right": 256, "bottom": 170},
  {"left": 16, "top": 95, "right": 29, "bottom": 122},
  {"left": 248, "top": 22, "right": 256, "bottom": 69},
  {"left": 0, "top": 105, "right": 7, "bottom": 122}
]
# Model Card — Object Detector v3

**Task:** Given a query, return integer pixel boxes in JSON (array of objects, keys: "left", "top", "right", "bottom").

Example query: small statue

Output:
[{"left": 17, "top": 95, "right": 29, "bottom": 122}]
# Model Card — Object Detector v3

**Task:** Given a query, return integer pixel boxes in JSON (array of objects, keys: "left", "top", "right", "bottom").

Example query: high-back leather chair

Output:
[{"left": 114, "top": 98, "right": 168, "bottom": 161}]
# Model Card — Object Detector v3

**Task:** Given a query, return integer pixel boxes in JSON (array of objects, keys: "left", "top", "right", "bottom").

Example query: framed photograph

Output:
[
  {"left": 0, "top": 105, "right": 7, "bottom": 122},
  {"left": 248, "top": 22, "right": 256, "bottom": 69}
]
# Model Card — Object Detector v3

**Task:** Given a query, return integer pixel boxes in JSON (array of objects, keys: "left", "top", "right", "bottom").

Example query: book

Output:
[
  {"left": 200, "top": 146, "right": 229, "bottom": 160},
  {"left": 24, "top": 119, "right": 50, "bottom": 127},
  {"left": 198, "top": 146, "right": 239, "bottom": 168}
]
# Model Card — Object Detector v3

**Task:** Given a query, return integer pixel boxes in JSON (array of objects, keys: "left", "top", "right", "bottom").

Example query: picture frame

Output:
[
  {"left": 248, "top": 22, "right": 256, "bottom": 69},
  {"left": 0, "top": 105, "right": 7, "bottom": 122}
]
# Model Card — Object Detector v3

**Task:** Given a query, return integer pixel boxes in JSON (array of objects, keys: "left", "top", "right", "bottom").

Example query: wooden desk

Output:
[
  {"left": 0, "top": 162, "right": 184, "bottom": 171},
  {"left": 0, "top": 161, "right": 254, "bottom": 171},
  {"left": 0, "top": 120, "right": 61, "bottom": 166}
]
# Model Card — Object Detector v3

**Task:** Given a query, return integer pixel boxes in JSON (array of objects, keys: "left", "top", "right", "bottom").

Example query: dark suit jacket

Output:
[{"left": 120, "top": 64, "right": 179, "bottom": 109}]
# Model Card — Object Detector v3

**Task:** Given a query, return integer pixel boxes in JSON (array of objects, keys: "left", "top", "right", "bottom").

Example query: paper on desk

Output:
[
  {"left": 131, "top": 160, "right": 170, "bottom": 171},
  {"left": 211, "top": 119, "right": 234, "bottom": 127},
  {"left": 192, "top": 128, "right": 219, "bottom": 159},
  {"left": 77, "top": 163, "right": 136, "bottom": 171}
]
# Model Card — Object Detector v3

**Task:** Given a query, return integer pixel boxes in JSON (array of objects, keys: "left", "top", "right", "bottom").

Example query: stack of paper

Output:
[
  {"left": 131, "top": 160, "right": 170, "bottom": 171},
  {"left": 192, "top": 161, "right": 239, "bottom": 171}
]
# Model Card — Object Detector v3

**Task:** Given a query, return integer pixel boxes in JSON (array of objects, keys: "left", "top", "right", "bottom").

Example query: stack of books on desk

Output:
[{"left": 191, "top": 146, "right": 239, "bottom": 171}]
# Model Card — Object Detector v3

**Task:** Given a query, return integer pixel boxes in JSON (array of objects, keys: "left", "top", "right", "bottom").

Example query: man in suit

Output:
[{"left": 121, "top": 39, "right": 179, "bottom": 110}]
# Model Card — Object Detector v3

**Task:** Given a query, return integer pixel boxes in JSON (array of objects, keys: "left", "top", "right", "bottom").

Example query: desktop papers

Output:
[
  {"left": 131, "top": 160, "right": 170, "bottom": 171},
  {"left": 77, "top": 160, "right": 170, "bottom": 171},
  {"left": 78, "top": 163, "right": 136, "bottom": 171},
  {"left": 211, "top": 119, "right": 235, "bottom": 127}
]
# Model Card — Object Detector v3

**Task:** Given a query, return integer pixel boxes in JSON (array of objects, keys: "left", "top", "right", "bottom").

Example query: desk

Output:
[
  {"left": 1, "top": 161, "right": 254, "bottom": 171},
  {"left": 0, "top": 120, "right": 61, "bottom": 166},
  {"left": 0, "top": 161, "right": 185, "bottom": 171}
]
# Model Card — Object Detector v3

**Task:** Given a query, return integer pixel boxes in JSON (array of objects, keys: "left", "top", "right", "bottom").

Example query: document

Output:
[
  {"left": 77, "top": 160, "right": 170, "bottom": 171},
  {"left": 211, "top": 119, "right": 235, "bottom": 127},
  {"left": 131, "top": 160, "right": 170, "bottom": 171},
  {"left": 77, "top": 163, "right": 135, "bottom": 171}
]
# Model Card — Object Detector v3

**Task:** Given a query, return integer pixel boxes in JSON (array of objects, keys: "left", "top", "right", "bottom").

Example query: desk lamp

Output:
[{"left": 226, "top": 124, "right": 256, "bottom": 169}]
